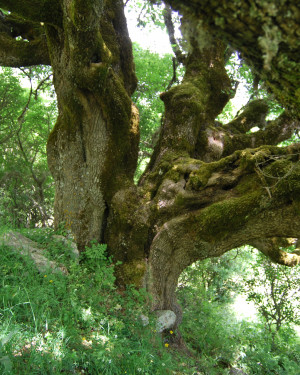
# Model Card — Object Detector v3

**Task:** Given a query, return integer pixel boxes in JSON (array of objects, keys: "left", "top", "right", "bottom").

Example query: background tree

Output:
[
  {"left": 0, "top": 66, "right": 55, "bottom": 227},
  {"left": 132, "top": 43, "right": 183, "bottom": 178},
  {"left": 0, "top": 0, "right": 299, "bottom": 331},
  {"left": 244, "top": 250, "right": 300, "bottom": 335}
]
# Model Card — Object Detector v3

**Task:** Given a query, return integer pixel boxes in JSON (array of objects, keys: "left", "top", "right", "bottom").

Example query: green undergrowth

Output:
[
  {"left": 0, "top": 227, "right": 199, "bottom": 375},
  {"left": 178, "top": 261, "right": 300, "bottom": 375},
  {"left": 179, "top": 292, "right": 300, "bottom": 374},
  {"left": 1, "top": 227, "right": 299, "bottom": 374}
]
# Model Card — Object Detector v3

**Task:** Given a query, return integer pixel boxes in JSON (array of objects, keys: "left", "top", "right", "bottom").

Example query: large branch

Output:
[
  {"left": 190, "top": 100, "right": 300, "bottom": 162},
  {"left": 143, "top": 144, "right": 300, "bottom": 308},
  {"left": 164, "top": 0, "right": 300, "bottom": 116},
  {"left": 0, "top": 32, "right": 50, "bottom": 66},
  {"left": 0, "top": 0, "right": 62, "bottom": 27},
  {"left": 147, "top": 143, "right": 300, "bottom": 225},
  {"left": 218, "top": 110, "right": 300, "bottom": 158},
  {"left": 224, "top": 100, "right": 269, "bottom": 134},
  {"left": 250, "top": 238, "right": 300, "bottom": 267}
]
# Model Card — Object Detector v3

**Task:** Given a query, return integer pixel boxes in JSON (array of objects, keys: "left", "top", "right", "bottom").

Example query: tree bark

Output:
[
  {"left": 45, "top": 0, "right": 138, "bottom": 249},
  {"left": 0, "top": 0, "right": 299, "bottom": 328},
  {"left": 164, "top": 0, "right": 300, "bottom": 116}
]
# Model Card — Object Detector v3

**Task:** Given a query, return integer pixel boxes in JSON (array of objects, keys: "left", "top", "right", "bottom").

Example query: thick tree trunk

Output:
[
  {"left": 46, "top": 0, "right": 138, "bottom": 249},
  {"left": 1, "top": 0, "right": 299, "bottom": 329},
  {"left": 105, "top": 31, "right": 300, "bottom": 318}
]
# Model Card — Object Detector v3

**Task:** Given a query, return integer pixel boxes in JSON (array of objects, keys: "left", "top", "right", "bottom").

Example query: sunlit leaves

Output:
[
  {"left": 0, "top": 66, "right": 56, "bottom": 227},
  {"left": 243, "top": 251, "right": 300, "bottom": 333},
  {"left": 126, "top": 0, "right": 165, "bottom": 30},
  {"left": 132, "top": 43, "right": 184, "bottom": 178}
]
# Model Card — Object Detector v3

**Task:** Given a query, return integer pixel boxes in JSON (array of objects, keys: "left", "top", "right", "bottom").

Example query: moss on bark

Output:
[{"left": 166, "top": 0, "right": 300, "bottom": 115}]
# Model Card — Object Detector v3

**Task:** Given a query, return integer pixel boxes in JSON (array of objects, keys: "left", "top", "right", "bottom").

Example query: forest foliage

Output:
[{"left": 0, "top": 66, "right": 56, "bottom": 228}]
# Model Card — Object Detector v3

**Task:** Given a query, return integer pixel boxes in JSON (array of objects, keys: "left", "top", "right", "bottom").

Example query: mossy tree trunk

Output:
[
  {"left": 0, "top": 0, "right": 299, "bottom": 326},
  {"left": 44, "top": 0, "right": 139, "bottom": 250}
]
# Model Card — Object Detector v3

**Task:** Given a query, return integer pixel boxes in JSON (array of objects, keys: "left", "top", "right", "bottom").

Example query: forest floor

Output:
[{"left": 1, "top": 227, "right": 299, "bottom": 374}]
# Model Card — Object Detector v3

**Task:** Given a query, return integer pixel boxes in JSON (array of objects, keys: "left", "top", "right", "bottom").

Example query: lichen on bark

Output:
[{"left": 164, "top": 0, "right": 300, "bottom": 115}]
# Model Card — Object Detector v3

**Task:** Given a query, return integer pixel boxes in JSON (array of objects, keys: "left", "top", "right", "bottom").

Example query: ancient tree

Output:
[{"left": 0, "top": 0, "right": 299, "bottom": 323}]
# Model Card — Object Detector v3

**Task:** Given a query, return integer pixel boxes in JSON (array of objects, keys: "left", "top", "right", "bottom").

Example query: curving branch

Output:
[
  {"left": 250, "top": 238, "right": 300, "bottom": 267},
  {"left": 141, "top": 143, "right": 300, "bottom": 308},
  {"left": 220, "top": 111, "right": 300, "bottom": 158},
  {"left": 227, "top": 113, "right": 300, "bottom": 151},
  {"left": 0, "top": 0, "right": 62, "bottom": 27},
  {"left": 198, "top": 105, "right": 300, "bottom": 162},
  {"left": 224, "top": 100, "right": 269, "bottom": 134},
  {"left": 0, "top": 32, "right": 50, "bottom": 66}
]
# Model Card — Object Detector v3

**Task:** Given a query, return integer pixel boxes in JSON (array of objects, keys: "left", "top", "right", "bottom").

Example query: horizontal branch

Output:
[
  {"left": 0, "top": 0, "right": 62, "bottom": 27},
  {"left": 143, "top": 143, "right": 300, "bottom": 243},
  {"left": 4, "top": 13, "right": 44, "bottom": 41},
  {"left": 250, "top": 238, "right": 300, "bottom": 267},
  {"left": 224, "top": 100, "right": 269, "bottom": 134},
  {"left": 147, "top": 171, "right": 300, "bottom": 308},
  {"left": 221, "top": 111, "right": 300, "bottom": 157},
  {"left": 0, "top": 33, "right": 50, "bottom": 66}
]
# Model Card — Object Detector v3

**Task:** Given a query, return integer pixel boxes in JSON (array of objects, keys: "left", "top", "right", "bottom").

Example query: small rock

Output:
[
  {"left": 155, "top": 310, "right": 176, "bottom": 332},
  {"left": 140, "top": 314, "right": 149, "bottom": 327},
  {"left": 229, "top": 368, "right": 248, "bottom": 375}
]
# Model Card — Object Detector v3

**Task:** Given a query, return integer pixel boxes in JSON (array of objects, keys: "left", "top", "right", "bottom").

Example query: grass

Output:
[
  {"left": 0, "top": 228, "right": 199, "bottom": 374},
  {"left": 1, "top": 227, "right": 299, "bottom": 374}
]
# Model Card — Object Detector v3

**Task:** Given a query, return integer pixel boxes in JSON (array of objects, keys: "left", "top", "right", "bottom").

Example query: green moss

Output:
[
  {"left": 273, "top": 162, "right": 300, "bottom": 200},
  {"left": 264, "top": 158, "right": 293, "bottom": 178},
  {"left": 69, "top": 0, "right": 94, "bottom": 31},
  {"left": 187, "top": 167, "right": 212, "bottom": 190},
  {"left": 239, "top": 146, "right": 285, "bottom": 171},
  {"left": 197, "top": 190, "right": 262, "bottom": 239},
  {"left": 119, "top": 260, "right": 146, "bottom": 287},
  {"left": 234, "top": 174, "right": 260, "bottom": 195},
  {"left": 185, "top": 152, "right": 240, "bottom": 190},
  {"left": 164, "top": 168, "right": 182, "bottom": 183}
]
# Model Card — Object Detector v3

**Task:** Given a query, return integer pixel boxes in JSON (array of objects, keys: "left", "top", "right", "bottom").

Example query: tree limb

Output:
[
  {"left": 0, "top": 0, "right": 62, "bottom": 27},
  {"left": 164, "top": 0, "right": 300, "bottom": 116},
  {"left": 163, "top": 4, "right": 186, "bottom": 64},
  {"left": 0, "top": 32, "right": 50, "bottom": 66},
  {"left": 220, "top": 111, "right": 300, "bottom": 157},
  {"left": 250, "top": 238, "right": 300, "bottom": 267},
  {"left": 224, "top": 100, "right": 269, "bottom": 134}
]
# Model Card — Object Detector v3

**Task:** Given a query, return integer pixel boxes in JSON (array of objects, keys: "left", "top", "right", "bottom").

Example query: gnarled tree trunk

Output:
[
  {"left": 0, "top": 0, "right": 299, "bottom": 328},
  {"left": 46, "top": 0, "right": 139, "bottom": 249}
]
